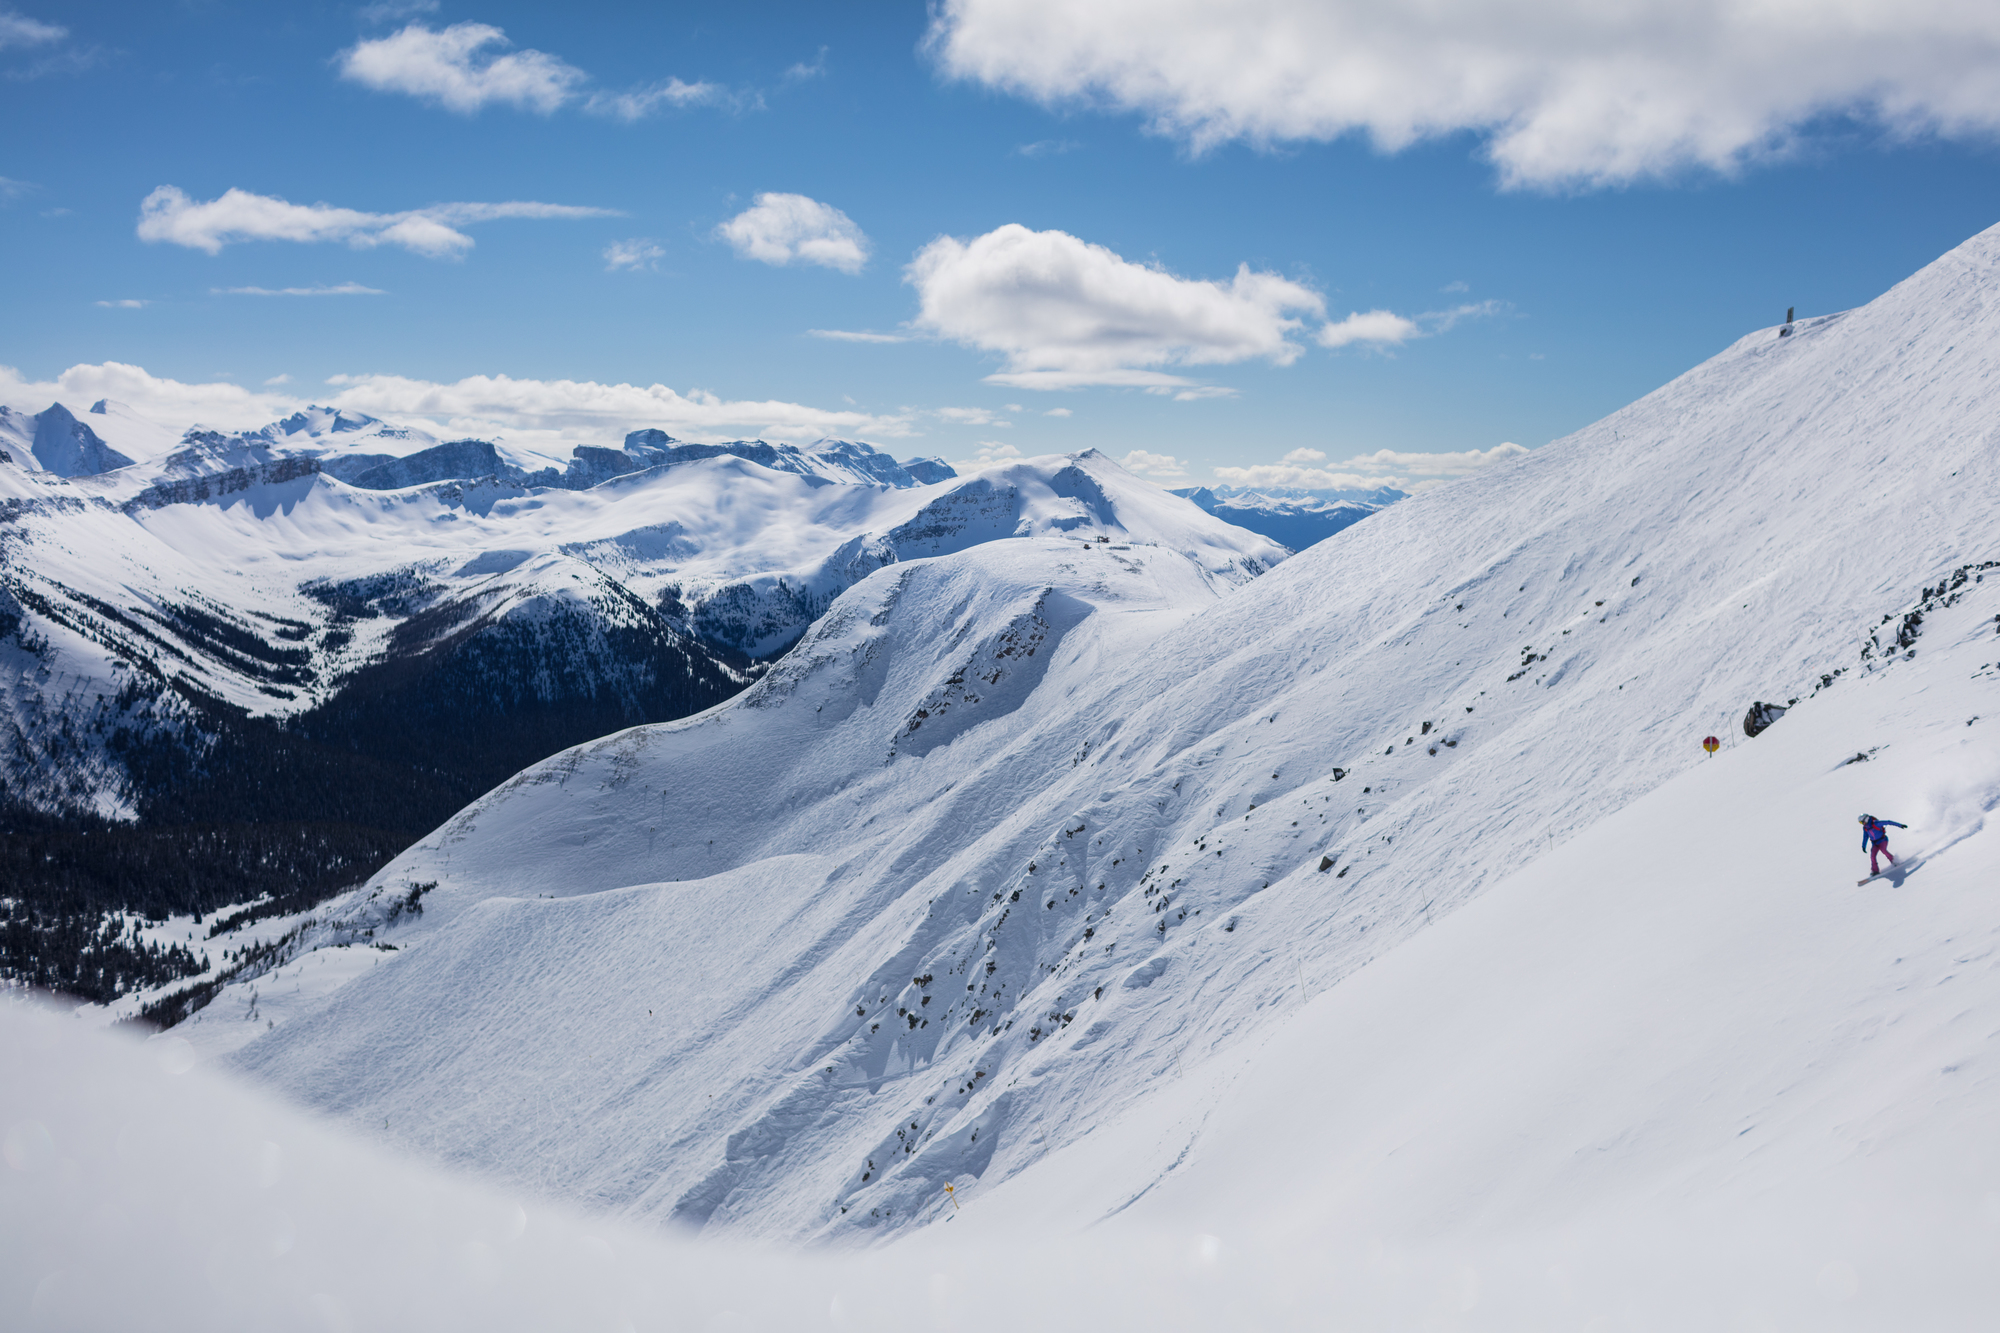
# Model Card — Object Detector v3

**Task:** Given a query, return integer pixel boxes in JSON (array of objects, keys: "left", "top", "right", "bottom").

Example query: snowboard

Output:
[{"left": 1857, "top": 855, "right": 1918, "bottom": 886}]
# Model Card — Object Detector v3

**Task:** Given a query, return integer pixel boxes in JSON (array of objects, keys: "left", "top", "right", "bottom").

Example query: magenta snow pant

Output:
[{"left": 1871, "top": 839, "right": 1896, "bottom": 874}]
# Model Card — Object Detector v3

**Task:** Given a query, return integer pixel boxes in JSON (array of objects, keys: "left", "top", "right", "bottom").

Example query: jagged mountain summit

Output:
[
  {"left": 216, "top": 216, "right": 2000, "bottom": 1259},
  {"left": 0, "top": 401, "right": 137, "bottom": 477},
  {"left": 1, "top": 436, "right": 1282, "bottom": 1007}
]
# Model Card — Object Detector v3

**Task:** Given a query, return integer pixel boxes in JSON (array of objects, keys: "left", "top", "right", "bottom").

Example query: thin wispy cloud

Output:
[
  {"left": 784, "top": 47, "right": 828, "bottom": 81},
  {"left": 1014, "top": 138, "right": 1081, "bottom": 157},
  {"left": 0, "top": 175, "right": 34, "bottom": 203},
  {"left": 137, "top": 186, "right": 615, "bottom": 259},
  {"left": 603, "top": 239, "right": 665, "bottom": 272},
  {"left": 717, "top": 193, "right": 870, "bottom": 274},
  {"left": 809, "top": 329, "right": 909, "bottom": 343},
  {"left": 340, "top": 22, "right": 748, "bottom": 120},
  {"left": 0, "top": 10, "right": 63, "bottom": 50},
  {"left": 95, "top": 298, "right": 147, "bottom": 309},
  {"left": 214, "top": 282, "right": 386, "bottom": 297},
  {"left": 356, "top": 0, "right": 438, "bottom": 24},
  {"left": 586, "top": 78, "right": 741, "bottom": 121}
]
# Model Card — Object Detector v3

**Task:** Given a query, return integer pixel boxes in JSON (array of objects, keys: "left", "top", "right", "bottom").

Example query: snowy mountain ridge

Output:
[{"left": 208, "top": 222, "right": 2000, "bottom": 1252}]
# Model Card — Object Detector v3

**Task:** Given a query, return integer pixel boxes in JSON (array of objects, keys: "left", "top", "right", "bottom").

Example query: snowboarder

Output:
[{"left": 1858, "top": 814, "right": 1906, "bottom": 877}]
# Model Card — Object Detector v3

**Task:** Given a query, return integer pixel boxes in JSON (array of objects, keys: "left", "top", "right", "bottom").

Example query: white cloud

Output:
[
  {"left": 0, "top": 175, "right": 33, "bottom": 203},
  {"left": 0, "top": 361, "right": 301, "bottom": 432},
  {"left": 215, "top": 282, "right": 385, "bottom": 297},
  {"left": 1044, "top": 407, "right": 1072, "bottom": 417},
  {"left": 339, "top": 22, "right": 586, "bottom": 114},
  {"left": 1015, "top": 138, "right": 1081, "bottom": 157},
  {"left": 357, "top": 1, "right": 438, "bottom": 24},
  {"left": 1213, "top": 441, "right": 1531, "bottom": 492},
  {"left": 1119, "top": 448, "right": 1190, "bottom": 479},
  {"left": 0, "top": 11, "right": 63, "bottom": 51},
  {"left": 603, "top": 239, "right": 665, "bottom": 272},
  {"left": 321, "top": 371, "right": 916, "bottom": 445},
  {"left": 137, "top": 186, "right": 614, "bottom": 259},
  {"left": 0, "top": 361, "right": 915, "bottom": 453},
  {"left": 948, "top": 440, "right": 1026, "bottom": 471},
  {"left": 1442, "top": 280, "right": 1471, "bottom": 293},
  {"left": 94, "top": 298, "right": 147, "bottom": 309},
  {"left": 264, "top": 374, "right": 292, "bottom": 386},
  {"left": 1318, "top": 309, "right": 1420, "bottom": 348},
  {"left": 716, "top": 193, "right": 870, "bottom": 274},
  {"left": 785, "top": 48, "right": 828, "bottom": 81},
  {"left": 906, "top": 223, "right": 1323, "bottom": 391},
  {"left": 935, "top": 406, "right": 1010, "bottom": 426},
  {"left": 339, "top": 22, "right": 739, "bottom": 120},
  {"left": 1425, "top": 299, "right": 1505, "bottom": 332},
  {"left": 808, "top": 328, "right": 909, "bottom": 343},
  {"left": 586, "top": 79, "right": 733, "bottom": 121},
  {"left": 928, "top": 0, "right": 2000, "bottom": 189}
]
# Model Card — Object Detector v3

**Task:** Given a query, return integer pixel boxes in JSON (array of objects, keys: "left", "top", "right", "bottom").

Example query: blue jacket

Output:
[{"left": 1862, "top": 818, "right": 1905, "bottom": 849}]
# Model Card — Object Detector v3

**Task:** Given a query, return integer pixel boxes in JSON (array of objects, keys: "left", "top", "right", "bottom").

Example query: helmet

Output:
[{"left": 1857, "top": 814, "right": 1871, "bottom": 823}]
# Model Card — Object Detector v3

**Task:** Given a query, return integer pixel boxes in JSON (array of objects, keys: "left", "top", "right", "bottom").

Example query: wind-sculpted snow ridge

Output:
[{"left": 223, "top": 218, "right": 2000, "bottom": 1247}]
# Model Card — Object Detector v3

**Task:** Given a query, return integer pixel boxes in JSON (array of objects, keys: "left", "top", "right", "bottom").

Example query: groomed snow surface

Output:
[{"left": 9, "top": 220, "right": 2000, "bottom": 1327}]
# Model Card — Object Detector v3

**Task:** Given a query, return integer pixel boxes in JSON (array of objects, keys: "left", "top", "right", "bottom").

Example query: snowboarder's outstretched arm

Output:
[{"left": 1882, "top": 820, "right": 1907, "bottom": 829}]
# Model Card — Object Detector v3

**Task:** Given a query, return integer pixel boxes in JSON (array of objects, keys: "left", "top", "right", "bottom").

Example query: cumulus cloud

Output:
[
  {"left": 906, "top": 223, "right": 1324, "bottom": 391},
  {"left": 0, "top": 361, "right": 302, "bottom": 433},
  {"left": 0, "top": 10, "right": 62, "bottom": 51},
  {"left": 339, "top": 22, "right": 585, "bottom": 113},
  {"left": 716, "top": 193, "right": 870, "bottom": 274},
  {"left": 215, "top": 282, "right": 385, "bottom": 297},
  {"left": 949, "top": 440, "right": 1025, "bottom": 471},
  {"left": 94, "top": 298, "right": 147, "bottom": 309},
  {"left": 136, "top": 186, "right": 614, "bottom": 259},
  {"left": 1119, "top": 448, "right": 1190, "bottom": 479},
  {"left": 1214, "top": 441, "right": 1530, "bottom": 492},
  {"left": 928, "top": 0, "right": 2000, "bottom": 189},
  {"left": 340, "top": 22, "right": 741, "bottom": 120},
  {"left": 808, "top": 328, "right": 909, "bottom": 343},
  {"left": 1044, "top": 407, "right": 1072, "bottom": 417},
  {"left": 1318, "top": 309, "right": 1420, "bottom": 348},
  {"left": 603, "top": 239, "right": 665, "bottom": 272},
  {"left": 264, "top": 373, "right": 292, "bottom": 386}
]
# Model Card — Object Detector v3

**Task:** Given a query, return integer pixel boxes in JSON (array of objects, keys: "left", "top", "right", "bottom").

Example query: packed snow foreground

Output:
[{"left": 10, "top": 220, "right": 2000, "bottom": 1327}]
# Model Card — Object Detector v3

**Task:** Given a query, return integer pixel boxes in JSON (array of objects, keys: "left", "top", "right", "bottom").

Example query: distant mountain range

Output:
[
  {"left": 0, "top": 409, "right": 1288, "bottom": 1006},
  {"left": 1170, "top": 485, "right": 1405, "bottom": 549}
]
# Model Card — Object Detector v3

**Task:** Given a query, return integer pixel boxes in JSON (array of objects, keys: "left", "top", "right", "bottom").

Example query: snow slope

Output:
[
  {"left": 8, "top": 543, "right": 1998, "bottom": 1330},
  {"left": 219, "top": 220, "right": 2000, "bottom": 1261}
]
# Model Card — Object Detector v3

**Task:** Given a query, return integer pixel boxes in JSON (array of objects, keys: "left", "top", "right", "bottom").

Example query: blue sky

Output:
[{"left": 5, "top": 0, "right": 2000, "bottom": 487}]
